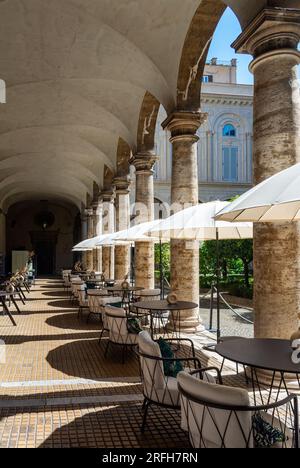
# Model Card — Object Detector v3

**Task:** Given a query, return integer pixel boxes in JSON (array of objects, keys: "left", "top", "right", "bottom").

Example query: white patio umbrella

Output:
[
  {"left": 148, "top": 201, "right": 253, "bottom": 341},
  {"left": 94, "top": 220, "right": 161, "bottom": 287},
  {"left": 110, "top": 220, "right": 161, "bottom": 243},
  {"left": 72, "top": 234, "right": 112, "bottom": 251},
  {"left": 215, "top": 163, "right": 300, "bottom": 223}
]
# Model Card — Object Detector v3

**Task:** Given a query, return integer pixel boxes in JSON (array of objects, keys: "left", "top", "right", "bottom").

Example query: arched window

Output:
[{"left": 223, "top": 124, "right": 236, "bottom": 137}]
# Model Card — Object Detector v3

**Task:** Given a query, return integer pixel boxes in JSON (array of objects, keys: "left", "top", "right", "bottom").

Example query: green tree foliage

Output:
[
  {"left": 154, "top": 243, "right": 171, "bottom": 280},
  {"left": 200, "top": 239, "right": 253, "bottom": 287}
]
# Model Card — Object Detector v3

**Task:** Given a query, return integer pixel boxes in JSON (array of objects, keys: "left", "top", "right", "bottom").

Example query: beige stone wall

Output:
[
  {"left": 135, "top": 242, "right": 155, "bottom": 289},
  {"left": 115, "top": 245, "right": 130, "bottom": 281}
]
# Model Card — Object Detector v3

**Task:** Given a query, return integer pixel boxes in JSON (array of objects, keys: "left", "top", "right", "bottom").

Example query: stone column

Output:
[
  {"left": 81, "top": 211, "right": 88, "bottom": 269},
  {"left": 101, "top": 192, "right": 115, "bottom": 279},
  {"left": 132, "top": 153, "right": 157, "bottom": 289},
  {"left": 163, "top": 112, "right": 207, "bottom": 332},
  {"left": 233, "top": 8, "right": 300, "bottom": 339},
  {"left": 86, "top": 208, "right": 94, "bottom": 271},
  {"left": 92, "top": 200, "right": 103, "bottom": 273},
  {"left": 114, "top": 177, "right": 131, "bottom": 281}
]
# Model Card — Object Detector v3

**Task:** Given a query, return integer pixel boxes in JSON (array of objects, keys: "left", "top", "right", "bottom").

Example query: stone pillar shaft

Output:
[
  {"left": 114, "top": 178, "right": 131, "bottom": 281},
  {"left": 163, "top": 112, "right": 207, "bottom": 332},
  {"left": 93, "top": 201, "right": 103, "bottom": 273},
  {"left": 85, "top": 208, "right": 94, "bottom": 271},
  {"left": 132, "top": 154, "right": 157, "bottom": 289},
  {"left": 80, "top": 213, "right": 88, "bottom": 267},
  {"left": 233, "top": 8, "right": 300, "bottom": 339},
  {"left": 101, "top": 193, "right": 115, "bottom": 279}
]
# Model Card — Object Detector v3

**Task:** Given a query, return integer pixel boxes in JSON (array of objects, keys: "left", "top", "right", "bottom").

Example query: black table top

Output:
[
  {"left": 106, "top": 286, "right": 144, "bottom": 292},
  {"left": 216, "top": 338, "right": 300, "bottom": 374},
  {"left": 134, "top": 300, "right": 198, "bottom": 311}
]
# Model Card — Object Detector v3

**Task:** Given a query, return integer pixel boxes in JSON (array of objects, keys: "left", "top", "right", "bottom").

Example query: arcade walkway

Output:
[{"left": 0, "top": 279, "right": 295, "bottom": 448}]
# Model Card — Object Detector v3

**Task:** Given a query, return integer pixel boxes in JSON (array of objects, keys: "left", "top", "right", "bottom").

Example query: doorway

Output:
[
  {"left": 30, "top": 231, "right": 58, "bottom": 276},
  {"left": 34, "top": 240, "right": 56, "bottom": 275}
]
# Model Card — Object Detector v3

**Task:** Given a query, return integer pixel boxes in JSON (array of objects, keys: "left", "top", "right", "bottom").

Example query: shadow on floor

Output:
[
  {"left": 45, "top": 313, "right": 100, "bottom": 330},
  {"left": 38, "top": 403, "right": 189, "bottom": 449},
  {"left": 42, "top": 291, "right": 69, "bottom": 297},
  {"left": 46, "top": 339, "right": 139, "bottom": 379},
  {"left": 46, "top": 300, "right": 77, "bottom": 310},
  {"left": 0, "top": 332, "right": 100, "bottom": 345}
]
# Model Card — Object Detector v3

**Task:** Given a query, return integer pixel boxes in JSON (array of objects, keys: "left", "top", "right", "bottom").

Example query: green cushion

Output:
[
  {"left": 158, "top": 338, "right": 183, "bottom": 378},
  {"left": 127, "top": 317, "right": 143, "bottom": 334},
  {"left": 252, "top": 414, "right": 286, "bottom": 448},
  {"left": 107, "top": 302, "right": 123, "bottom": 309}
]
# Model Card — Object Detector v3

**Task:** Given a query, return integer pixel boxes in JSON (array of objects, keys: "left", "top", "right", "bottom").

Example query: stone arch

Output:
[
  {"left": 176, "top": 0, "right": 226, "bottom": 111},
  {"left": 136, "top": 91, "right": 161, "bottom": 153},
  {"left": 103, "top": 165, "right": 115, "bottom": 192},
  {"left": 116, "top": 138, "right": 132, "bottom": 177}
]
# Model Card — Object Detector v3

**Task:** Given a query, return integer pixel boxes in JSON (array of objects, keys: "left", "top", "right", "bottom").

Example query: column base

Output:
[{"left": 167, "top": 309, "right": 205, "bottom": 334}]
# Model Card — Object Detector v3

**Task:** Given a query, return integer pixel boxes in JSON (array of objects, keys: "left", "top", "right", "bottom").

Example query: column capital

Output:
[
  {"left": 162, "top": 111, "right": 207, "bottom": 142},
  {"left": 232, "top": 8, "right": 300, "bottom": 70},
  {"left": 84, "top": 207, "right": 94, "bottom": 217},
  {"left": 113, "top": 176, "right": 131, "bottom": 194},
  {"left": 131, "top": 152, "right": 158, "bottom": 174},
  {"left": 100, "top": 191, "right": 115, "bottom": 204}
]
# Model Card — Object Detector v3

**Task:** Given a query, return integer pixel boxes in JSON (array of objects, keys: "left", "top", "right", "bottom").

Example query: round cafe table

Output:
[
  {"left": 216, "top": 338, "right": 300, "bottom": 404},
  {"left": 133, "top": 300, "right": 198, "bottom": 339}
]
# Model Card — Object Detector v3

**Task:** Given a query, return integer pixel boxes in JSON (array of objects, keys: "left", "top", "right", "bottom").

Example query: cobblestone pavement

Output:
[
  {"left": 0, "top": 279, "right": 295, "bottom": 448},
  {"left": 200, "top": 296, "right": 254, "bottom": 339}
]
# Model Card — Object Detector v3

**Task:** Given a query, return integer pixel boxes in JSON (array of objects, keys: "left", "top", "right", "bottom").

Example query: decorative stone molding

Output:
[
  {"left": 100, "top": 191, "right": 115, "bottom": 204},
  {"left": 162, "top": 111, "right": 207, "bottom": 142},
  {"left": 131, "top": 152, "right": 158, "bottom": 175},
  {"left": 113, "top": 176, "right": 131, "bottom": 195}
]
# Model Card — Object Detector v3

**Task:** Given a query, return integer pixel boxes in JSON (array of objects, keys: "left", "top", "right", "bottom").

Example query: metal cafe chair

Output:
[
  {"left": 178, "top": 369, "right": 299, "bottom": 449},
  {"left": 136, "top": 331, "right": 202, "bottom": 432}
]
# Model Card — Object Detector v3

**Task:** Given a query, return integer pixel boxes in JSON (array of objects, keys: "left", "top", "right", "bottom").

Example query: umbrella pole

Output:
[
  {"left": 216, "top": 229, "right": 221, "bottom": 342},
  {"left": 159, "top": 240, "right": 163, "bottom": 299},
  {"left": 131, "top": 245, "right": 135, "bottom": 286}
]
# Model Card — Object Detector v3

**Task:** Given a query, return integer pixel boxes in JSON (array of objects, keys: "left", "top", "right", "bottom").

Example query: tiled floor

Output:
[
  {"left": 0, "top": 279, "right": 298, "bottom": 448},
  {"left": 0, "top": 279, "right": 191, "bottom": 448}
]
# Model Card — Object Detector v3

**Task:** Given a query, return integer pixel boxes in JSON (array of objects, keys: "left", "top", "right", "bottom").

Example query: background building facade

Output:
[{"left": 144, "top": 59, "right": 253, "bottom": 215}]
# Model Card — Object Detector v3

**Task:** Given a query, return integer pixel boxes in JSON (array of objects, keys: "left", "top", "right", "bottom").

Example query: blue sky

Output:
[
  {"left": 208, "top": 8, "right": 299, "bottom": 83},
  {"left": 207, "top": 8, "right": 253, "bottom": 85}
]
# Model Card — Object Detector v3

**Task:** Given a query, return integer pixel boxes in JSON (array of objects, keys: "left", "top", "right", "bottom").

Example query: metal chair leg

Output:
[
  {"left": 104, "top": 340, "right": 110, "bottom": 357},
  {"left": 98, "top": 328, "right": 104, "bottom": 344},
  {"left": 141, "top": 400, "right": 151, "bottom": 433},
  {"left": 122, "top": 345, "right": 126, "bottom": 365}
]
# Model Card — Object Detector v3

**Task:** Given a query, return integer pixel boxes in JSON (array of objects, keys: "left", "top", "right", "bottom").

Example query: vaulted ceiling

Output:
[{"left": 0, "top": 0, "right": 293, "bottom": 211}]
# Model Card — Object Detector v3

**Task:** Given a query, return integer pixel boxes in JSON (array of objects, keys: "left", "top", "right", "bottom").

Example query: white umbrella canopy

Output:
[
  {"left": 106, "top": 220, "right": 161, "bottom": 243},
  {"left": 215, "top": 163, "right": 300, "bottom": 223},
  {"left": 73, "top": 234, "right": 112, "bottom": 251},
  {"left": 148, "top": 201, "right": 253, "bottom": 241}
]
